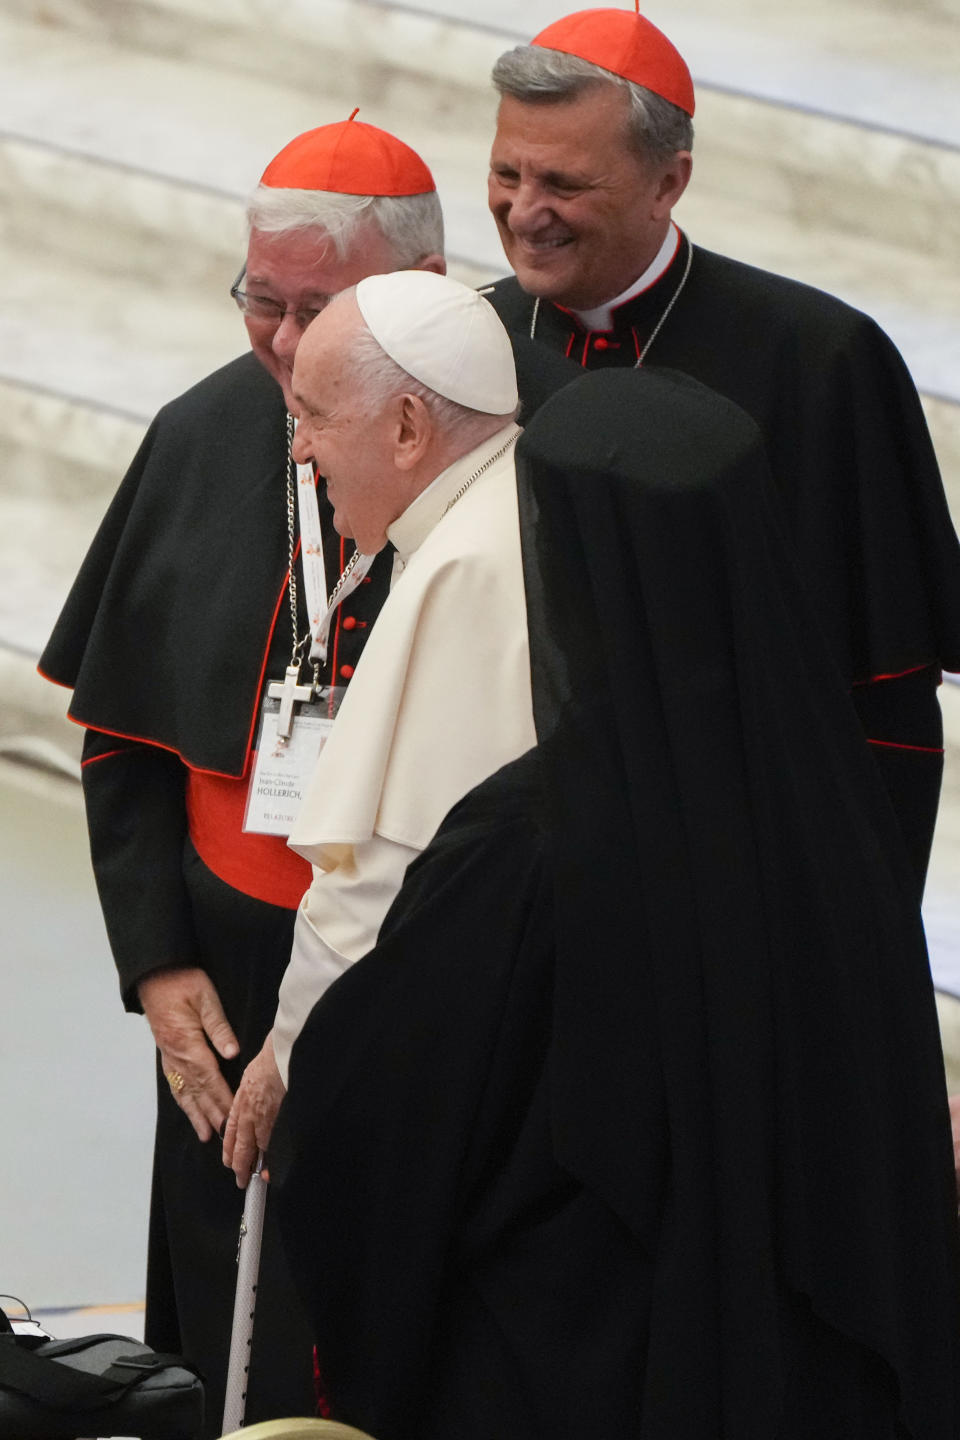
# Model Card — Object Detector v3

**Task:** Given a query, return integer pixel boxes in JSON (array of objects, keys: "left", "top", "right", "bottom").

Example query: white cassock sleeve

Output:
[{"left": 271, "top": 832, "right": 419, "bottom": 1086}]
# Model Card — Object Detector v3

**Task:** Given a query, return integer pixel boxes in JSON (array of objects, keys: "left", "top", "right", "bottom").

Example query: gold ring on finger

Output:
[{"left": 166, "top": 1070, "right": 186, "bottom": 1095}]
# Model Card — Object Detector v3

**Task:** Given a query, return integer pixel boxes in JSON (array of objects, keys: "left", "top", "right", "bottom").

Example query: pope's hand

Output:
[
  {"left": 223, "top": 1033, "right": 286, "bottom": 1187},
  {"left": 139, "top": 967, "right": 239, "bottom": 1143}
]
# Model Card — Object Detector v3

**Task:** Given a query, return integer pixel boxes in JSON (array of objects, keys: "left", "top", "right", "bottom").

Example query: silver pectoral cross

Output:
[{"left": 268, "top": 664, "right": 313, "bottom": 740}]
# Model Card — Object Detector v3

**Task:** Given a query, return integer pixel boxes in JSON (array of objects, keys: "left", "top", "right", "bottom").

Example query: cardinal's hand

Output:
[{"left": 140, "top": 967, "right": 238, "bottom": 1142}]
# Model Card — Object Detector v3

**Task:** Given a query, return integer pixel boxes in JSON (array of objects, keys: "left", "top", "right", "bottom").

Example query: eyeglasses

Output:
[{"left": 229, "top": 266, "right": 328, "bottom": 329}]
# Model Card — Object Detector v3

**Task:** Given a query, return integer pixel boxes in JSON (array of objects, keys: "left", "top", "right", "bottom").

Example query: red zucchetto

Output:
[
  {"left": 531, "top": 9, "right": 695, "bottom": 116},
  {"left": 260, "top": 111, "right": 436, "bottom": 194}
]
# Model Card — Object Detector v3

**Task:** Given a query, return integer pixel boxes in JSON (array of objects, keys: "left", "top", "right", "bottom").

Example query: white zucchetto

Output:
[{"left": 354, "top": 270, "right": 519, "bottom": 415}]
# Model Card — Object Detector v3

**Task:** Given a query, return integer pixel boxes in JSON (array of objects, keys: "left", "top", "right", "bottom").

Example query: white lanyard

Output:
[{"left": 292, "top": 435, "right": 375, "bottom": 665}]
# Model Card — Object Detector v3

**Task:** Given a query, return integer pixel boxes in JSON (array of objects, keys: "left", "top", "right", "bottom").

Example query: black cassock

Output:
[
  {"left": 38, "top": 338, "right": 579, "bottom": 1434},
  {"left": 487, "top": 237, "right": 960, "bottom": 892},
  {"left": 275, "top": 370, "right": 960, "bottom": 1440}
]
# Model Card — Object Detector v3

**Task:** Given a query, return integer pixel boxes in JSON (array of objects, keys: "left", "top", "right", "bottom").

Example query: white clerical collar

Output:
[
  {"left": 571, "top": 221, "right": 681, "bottom": 333},
  {"left": 387, "top": 421, "right": 522, "bottom": 570}
]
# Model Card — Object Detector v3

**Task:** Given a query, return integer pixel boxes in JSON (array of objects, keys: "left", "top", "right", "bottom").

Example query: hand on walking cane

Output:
[{"left": 223, "top": 1032, "right": 286, "bottom": 1187}]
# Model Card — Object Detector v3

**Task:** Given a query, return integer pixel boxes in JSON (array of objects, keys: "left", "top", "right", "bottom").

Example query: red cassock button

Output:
[
  {"left": 339, "top": 664, "right": 355, "bottom": 679},
  {"left": 593, "top": 336, "right": 609, "bottom": 350},
  {"left": 341, "top": 615, "right": 357, "bottom": 631}
]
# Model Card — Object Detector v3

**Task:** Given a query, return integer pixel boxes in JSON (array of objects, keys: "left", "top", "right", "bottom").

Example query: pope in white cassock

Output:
[{"left": 223, "top": 270, "right": 537, "bottom": 1181}]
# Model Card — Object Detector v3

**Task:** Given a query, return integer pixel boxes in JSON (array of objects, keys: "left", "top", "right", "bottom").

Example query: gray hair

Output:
[
  {"left": 492, "top": 46, "right": 693, "bottom": 163},
  {"left": 246, "top": 186, "right": 444, "bottom": 267},
  {"left": 329, "top": 288, "right": 519, "bottom": 443}
]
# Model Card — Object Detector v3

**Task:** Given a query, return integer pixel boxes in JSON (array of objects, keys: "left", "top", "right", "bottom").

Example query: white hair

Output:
[
  {"left": 246, "top": 186, "right": 444, "bottom": 266},
  {"left": 492, "top": 45, "right": 693, "bottom": 162}
]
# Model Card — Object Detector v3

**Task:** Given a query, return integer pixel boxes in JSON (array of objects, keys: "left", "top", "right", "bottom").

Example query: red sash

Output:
[{"left": 185, "top": 768, "right": 311, "bottom": 910}]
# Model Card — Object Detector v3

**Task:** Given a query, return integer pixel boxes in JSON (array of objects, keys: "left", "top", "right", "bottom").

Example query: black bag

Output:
[{"left": 0, "top": 1301, "right": 204, "bottom": 1439}]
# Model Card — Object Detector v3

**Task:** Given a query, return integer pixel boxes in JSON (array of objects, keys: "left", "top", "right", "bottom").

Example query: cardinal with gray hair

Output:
[{"left": 40, "top": 116, "right": 576, "bottom": 1433}]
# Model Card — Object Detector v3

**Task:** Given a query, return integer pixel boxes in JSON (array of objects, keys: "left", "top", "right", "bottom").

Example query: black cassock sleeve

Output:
[
  {"left": 849, "top": 663, "right": 944, "bottom": 894},
  {"left": 81, "top": 729, "right": 198, "bottom": 1008}
]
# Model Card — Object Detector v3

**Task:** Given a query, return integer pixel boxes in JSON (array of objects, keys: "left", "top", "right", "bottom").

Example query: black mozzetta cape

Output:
[
  {"left": 39, "top": 338, "right": 579, "bottom": 778},
  {"left": 275, "top": 370, "right": 960, "bottom": 1440},
  {"left": 488, "top": 236, "right": 960, "bottom": 687},
  {"left": 489, "top": 240, "right": 960, "bottom": 889}
]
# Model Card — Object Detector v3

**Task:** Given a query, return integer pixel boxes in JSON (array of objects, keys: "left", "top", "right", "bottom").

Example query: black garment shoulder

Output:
[
  {"left": 487, "top": 251, "right": 882, "bottom": 335},
  {"left": 483, "top": 275, "right": 535, "bottom": 334},
  {"left": 158, "top": 350, "right": 279, "bottom": 425},
  {"left": 487, "top": 254, "right": 960, "bottom": 684},
  {"left": 40, "top": 352, "right": 294, "bottom": 774}
]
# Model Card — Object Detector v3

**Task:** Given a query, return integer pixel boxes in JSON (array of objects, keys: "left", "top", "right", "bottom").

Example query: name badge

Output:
[{"left": 243, "top": 688, "right": 344, "bottom": 837}]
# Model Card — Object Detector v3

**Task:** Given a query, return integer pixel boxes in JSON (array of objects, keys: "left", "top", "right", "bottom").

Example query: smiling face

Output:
[
  {"left": 242, "top": 223, "right": 401, "bottom": 411},
  {"left": 290, "top": 299, "right": 406, "bottom": 555},
  {"left": 488, "top": 87, "right": 690, "bottom": 311}
]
